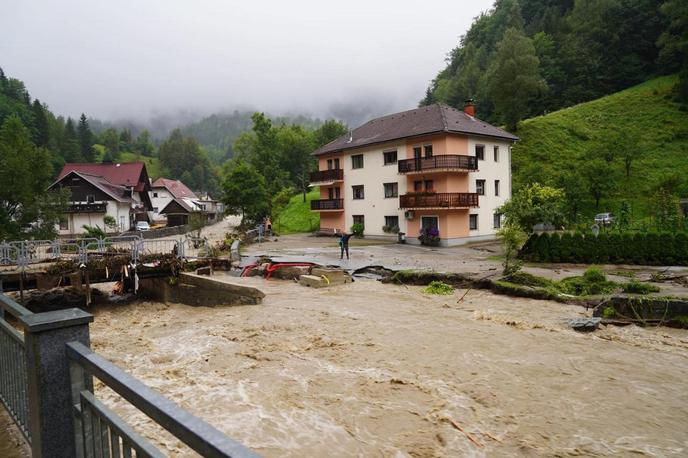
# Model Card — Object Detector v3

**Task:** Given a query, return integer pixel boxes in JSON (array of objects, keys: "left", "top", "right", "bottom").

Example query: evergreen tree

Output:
[
  {"left": 62, "top": 117, "right": 82, "bottom": 162},
  {"left": 31, "top": 100, "right": 50, "bottom": 148},
  {"left": 486, "top": 27, "right": 546, "bottom": 129},
  {"left": 77, "top": 114, "right": 94, "bottom": 162}
]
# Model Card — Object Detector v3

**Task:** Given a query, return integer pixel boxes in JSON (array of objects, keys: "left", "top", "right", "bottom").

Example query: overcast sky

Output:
[{"left": 1, "top": 0, "right": 494, "bottom": 122}]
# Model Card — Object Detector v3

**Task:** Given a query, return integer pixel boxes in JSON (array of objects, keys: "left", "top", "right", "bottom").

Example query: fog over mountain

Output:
[{"left": 1, "top": 0, "right": 492, "bottom": 128}]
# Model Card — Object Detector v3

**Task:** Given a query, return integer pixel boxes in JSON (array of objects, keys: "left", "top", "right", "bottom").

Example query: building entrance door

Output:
[{"left": 421, "top": 216, "right": 439, "bottom": 231}]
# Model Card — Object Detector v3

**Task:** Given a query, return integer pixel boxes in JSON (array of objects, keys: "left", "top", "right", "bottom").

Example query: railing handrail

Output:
[
  {"left": 0, "top": 294, "right": 33, "bottom": 319},
  {"left": 310, "top": 198, "right": 344, "bottom": 210},
  {"left": 398, "top": 154, "right": 478, "bottom": 173},
  {"left": 309, "top": 168, "right": 343, "bottom": 182},
  {"left": 66, "top": 341, "right": 260, "bottom": 458},
  {"left": 399, "top": 192, "right": 479, "bottom": 208}
]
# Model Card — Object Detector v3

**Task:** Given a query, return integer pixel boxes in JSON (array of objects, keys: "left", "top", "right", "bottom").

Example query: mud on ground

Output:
[{"left": 88, "top": 277, "right": 688, "bottom": 457}]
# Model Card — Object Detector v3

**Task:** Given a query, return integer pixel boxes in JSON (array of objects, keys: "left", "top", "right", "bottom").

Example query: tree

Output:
[
  {"left": 497, "top": 182, "right": 567, "bottom": 232},
  {"left": 653, "top": 188, "right": 682, "bottom": 231},
  {"left": 221, "top": 160, "right": 268, "bottom": 224},
  {"left": 0, "top": 115, "right": 68, "bottom": 240},
  {"left": 62, "top": 117, "right": 82, "bottom": 162},
  {"left": 101, "top": 128, "right": 120, "bottom": 160},
  {"left": 657, "top": 0, "right": 688, "bottom": 103},
  {"left": 486, "top": 27, "right": 546, "bottom": 129},
  {"left": 556, "top": 171, "right": 587, "bottom": 223},
  {"left": 275, "top": 125, "right": 316, "bottom": 202},
  {"left": 313, "top": 119, "right": 348, "bottom": 146},
  {"left": 159, "top": 129, "right": 217, "bottom": 192},
  {"left": 31, "top": 100, "right": 50, "bottom": 148},
  {"left": 77, "top": 114, "right": 94, "bottom": 162},
  {"left": 133, "top": 130, "right": 155, "bottom": 157},
  {"left": 582, "top": 159, "right": 619, "bottom": 209},
  {"left": 498, "top": 225, "right": 528, "bottom": 276}
]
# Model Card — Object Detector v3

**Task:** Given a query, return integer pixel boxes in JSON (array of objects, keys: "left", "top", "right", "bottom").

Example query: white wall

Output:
[
  {"left": 150, "top": 188, "right": 172, "bottom": 222},
  {"left": 57, "top": 201, "right": 131, "bottom": 235},
  {"left": 466, "top": 138, "right": 512, "bottom": 237},
  {"left": 340, "top": 141, "right": 408, "bottom": 237}
]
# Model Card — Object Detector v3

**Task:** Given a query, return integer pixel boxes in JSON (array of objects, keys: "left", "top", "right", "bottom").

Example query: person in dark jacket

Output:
[{"left": 339, "top": 232, "right": 353, "bottom": 260}]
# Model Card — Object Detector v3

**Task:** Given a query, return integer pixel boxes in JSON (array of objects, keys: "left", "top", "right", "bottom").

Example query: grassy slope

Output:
[
  {"left": 513, "top": 76, "right": 688, "bottom": 218},
  {"left": 273, "top": 188, "right": 320, "bottom": 234},
  {"left": 118, "top": 152, "right": 162, "bottom": 179}
]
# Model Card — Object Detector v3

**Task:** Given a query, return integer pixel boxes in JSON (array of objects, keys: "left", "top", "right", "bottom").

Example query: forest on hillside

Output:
[{"left": 422, "top": 0, "right": 688, "bottom": 129}]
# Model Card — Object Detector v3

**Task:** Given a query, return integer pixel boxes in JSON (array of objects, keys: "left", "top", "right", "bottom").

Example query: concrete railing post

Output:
[{"left": 20, "top": 308, "right": 94, "bottom": 458}]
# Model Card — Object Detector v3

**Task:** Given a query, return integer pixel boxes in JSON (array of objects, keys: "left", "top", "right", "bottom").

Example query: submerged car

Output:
[
  {"left": 594, "top": 213, "right": 615, "bottom": 226},
  {"left": 135, "top": 221, "right": 151, "bottom": 231}
]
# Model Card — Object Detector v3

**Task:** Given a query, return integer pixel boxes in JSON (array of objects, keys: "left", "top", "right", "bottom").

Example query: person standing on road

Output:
[{"left": 339, "top": 232, "right": 352, "bottom": 260}]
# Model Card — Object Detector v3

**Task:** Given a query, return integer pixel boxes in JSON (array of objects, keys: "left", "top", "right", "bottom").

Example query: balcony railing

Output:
[
  {"left": 310, "top": 168, "right": 344, "bottom": 183},
  {"left": 399, "top": 192, "right": 479, "bottom": 209},
  {"left": 67, "top": 202, "right": 108, "bottom": 213},
  {"left": 311, "top": 198, "right": 344, "bottom": 211},
  {"left": 398, "top": 155, "right": 478, "bottom": 173}
]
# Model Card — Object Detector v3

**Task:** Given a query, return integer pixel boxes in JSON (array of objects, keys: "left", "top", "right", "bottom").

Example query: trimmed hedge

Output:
[{"left": 520, "top": 232, "right": 688, "bottom": 266}]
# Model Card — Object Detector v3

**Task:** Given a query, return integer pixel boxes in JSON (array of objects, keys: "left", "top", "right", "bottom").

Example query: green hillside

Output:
[
  {"left": 119, "top": 152, "right": 162, "bottom": 179},
  {"left": 513, "top": 76, "right": 688, "bottom": 219},
  {"left": 273, "top": 189, "right": 320, "bottom": 234}
]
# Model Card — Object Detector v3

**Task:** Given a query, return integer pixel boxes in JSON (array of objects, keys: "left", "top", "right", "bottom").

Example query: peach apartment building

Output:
[{"left": 310, "top": 102, "right": 518, "bottom": 247}]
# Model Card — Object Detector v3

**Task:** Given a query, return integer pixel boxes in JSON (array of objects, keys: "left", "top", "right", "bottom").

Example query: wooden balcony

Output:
[
  {"left": 398, "top": 155, "right": 478, "bottom": 174},
  {"left": 311, "top": 199, "right": 344, "bottom": 211},
  {"left": 399, "top": 192, "right": 479, "bottom": 209},
  {"left": 309, "top": 169, "right": 344, "bottom": 184},
  {"left": 66, "top": 202, "right": 108, "bottom": 213}
]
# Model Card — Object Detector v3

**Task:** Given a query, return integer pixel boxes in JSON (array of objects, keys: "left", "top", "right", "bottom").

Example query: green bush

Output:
[
  {"left": 520, "top": 231, "right": 688, "bottom": 266},
  {"left": 583, "top": 267, "right": 606, "bottom": 283},
  {"left": 622, "top": 280, "right": 660, "bottom": 294},
  {"left": 423, "top": 281, "right": 454, "bottom": 295},
  {"left": 351, "top": 223, "right": 364, "bottom": 237}
]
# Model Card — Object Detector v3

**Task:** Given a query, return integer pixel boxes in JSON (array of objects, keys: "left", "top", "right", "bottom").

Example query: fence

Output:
[
  {"left": 0, "top": 294, "right": 32, "bottom": 441},
  {"left": 0, "top": 292, "right": 258, "bottom": 457},
  {"left": 0, "top": 234, "right": 219, "bottom": 270}
]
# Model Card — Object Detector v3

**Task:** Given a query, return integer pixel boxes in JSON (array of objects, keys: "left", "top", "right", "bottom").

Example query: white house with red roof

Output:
[
  {"left": 49, "top": 162, "right": 153, "bottom": 235},
  {"left": 150, "top": 178, "right": 200, "bottom": 224}
]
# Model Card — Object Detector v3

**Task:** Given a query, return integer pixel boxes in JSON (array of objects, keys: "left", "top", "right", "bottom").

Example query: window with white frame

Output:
[
  {"left": 495, "top": 179, "right": 500, "bottom": 196},
  {"left": 352, "top": 185, "right": 364, "bottom": 199},
  {"left": 493, "top": 213, "right": 501, "bottom": 229},
  {"left": 469, "top": 214, "right": 478, "bottom": 230},
  {"left": 494, "top": 146, "right": 499, "bottom": 162},
  {"left": 351, "top": 154, "right": 364, "bottom": 169},
  {"left": 475, "top": 145, "right": 485, "bottom": 161},
  {"left": 383, "top": 150, "right": 397, "bottom": 165}
]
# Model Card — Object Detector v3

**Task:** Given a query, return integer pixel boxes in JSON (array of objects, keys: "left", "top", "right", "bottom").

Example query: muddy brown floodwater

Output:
[{"left": 87, "top": 278, "right": 688, "bottom": 457}]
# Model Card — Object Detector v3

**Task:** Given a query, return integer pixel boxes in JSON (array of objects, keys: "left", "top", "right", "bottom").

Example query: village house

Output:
[
  {"left": 310, "top": 102, "right": 518, "bottom": 246},
  {"left": 150, "top": 178, "right": 199, "bottom": 223},
  {"left": 151, "top": 178, "right": 222, "bottom": 227},
  {"left": 49, "top": 162, "right": 153, "bottom": 235}
]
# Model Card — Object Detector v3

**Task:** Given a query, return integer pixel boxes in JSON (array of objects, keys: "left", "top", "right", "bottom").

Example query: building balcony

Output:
[
  {"left": 398, "top": 155, "right": 478, "bottom": 174},
  {"left": 309, "top": 169, "right": 344, "bottom": 185},
  {"left": 311, "top": 199, "right": 344, "bottom": 211},
  {"left": 399, "top": 192, "right": 479, "bottom": 209},
  {"left": 66, "top": 202, "right": 108, "bottom": 213}
]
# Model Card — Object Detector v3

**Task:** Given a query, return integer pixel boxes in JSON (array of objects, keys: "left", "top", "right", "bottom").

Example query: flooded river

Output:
[{"left": 81, "top": 278, "right": 688, "bottom": 456}]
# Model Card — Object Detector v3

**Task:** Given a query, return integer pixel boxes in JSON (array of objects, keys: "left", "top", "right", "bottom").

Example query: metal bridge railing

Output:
[
  {"left": 68, "top": 342, "right": 259, "bottom": 458},
  {"left": 0, "top": 294, "right": 33, "bottom": 442}
]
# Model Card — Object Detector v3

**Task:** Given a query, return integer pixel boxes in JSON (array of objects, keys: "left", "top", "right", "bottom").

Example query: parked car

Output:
[
  {"left": 135, "top": 221, "right": 150, "bottom": 231},
  {"left": 594, "top": 213, "right": 615, "bottom": 226}
]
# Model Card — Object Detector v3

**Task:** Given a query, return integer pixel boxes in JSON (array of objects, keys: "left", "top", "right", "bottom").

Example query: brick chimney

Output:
[{"left": 463, "top": 99, "right": 476, "bottom": 117}]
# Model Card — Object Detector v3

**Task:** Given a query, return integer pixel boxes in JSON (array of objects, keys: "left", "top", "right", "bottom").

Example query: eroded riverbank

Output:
[{"left": 83, "top": 277, "right": 688, "bottom": 457}]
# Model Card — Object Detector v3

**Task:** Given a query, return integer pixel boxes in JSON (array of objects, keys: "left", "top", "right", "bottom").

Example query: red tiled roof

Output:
[
  {"left": 313, "top": 103, "right": 519, "bottom": 156},
  {"left": 57, "top": 163, "right": 150, "bottom": 192},
  {"left": 152, "top": 178, "right": 198, "bottom": 200}
]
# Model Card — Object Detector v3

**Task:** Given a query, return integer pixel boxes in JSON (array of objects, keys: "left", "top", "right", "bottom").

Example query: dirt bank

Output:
[{"left": 89, "top": 278, "right": 688, "bottom": 457}]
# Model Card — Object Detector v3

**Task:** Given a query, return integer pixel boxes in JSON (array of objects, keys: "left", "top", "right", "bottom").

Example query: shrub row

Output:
[{"left": 520, "top": 232, "right": 688, "bottom": 265}]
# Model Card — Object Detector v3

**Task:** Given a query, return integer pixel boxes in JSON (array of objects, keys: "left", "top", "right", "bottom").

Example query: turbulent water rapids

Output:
[{"left": 15, "top": 277, "right": 688, "bottom": 457}]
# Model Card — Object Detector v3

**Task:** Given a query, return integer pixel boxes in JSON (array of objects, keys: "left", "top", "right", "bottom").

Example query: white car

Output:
[{"left": 135, "top": 221, "right": 151, "bottom": 231}]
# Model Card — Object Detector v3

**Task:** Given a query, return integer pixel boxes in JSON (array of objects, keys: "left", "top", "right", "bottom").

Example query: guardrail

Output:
[
  {"left": 398, "top": 154, "right": 478, "bottom": 173},
  {"left": 310, "top": 199, "right": 344, "bottom": 211},
  {"left": 0, "top": 294, "right": 32, "bottom": 442},
  {"left": 399, "top": 192, "right": 479, "bottom": 209},
  {"left": 309, "top": 168, "right": 343, "bottom": 183},
  {"left": 0, "top": 295, "right": 259, "bottom": 457}
]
